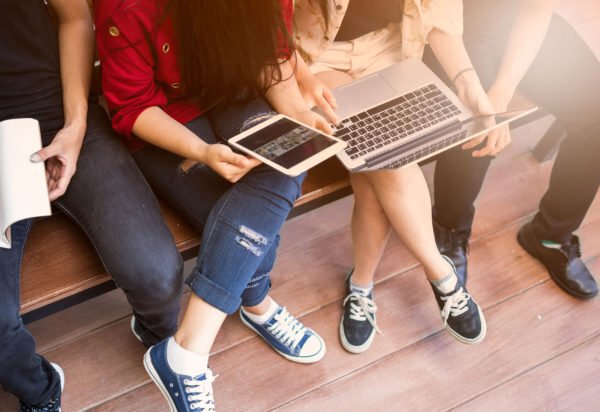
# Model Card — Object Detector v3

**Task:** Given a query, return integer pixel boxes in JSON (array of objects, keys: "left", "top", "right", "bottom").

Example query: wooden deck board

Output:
[
  {"left": 77, "top": 211, "right": 600, "bottom": 411},
  {"left": 456, "top": 322, "right": 600, "bottom": 411},
  {"left": 275, "top": 269, "right": 600, "bottom": 411}
]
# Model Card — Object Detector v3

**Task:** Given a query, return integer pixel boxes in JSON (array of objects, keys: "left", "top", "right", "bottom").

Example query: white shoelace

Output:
[
  {"left": 267, "top": 307, "right": 307, "bottom": 349},
  {"left": 440, "top": 287, "right": 471, "bottom": 325},
  {"left": 343, "top": 292, "right": 382, "bottom": 335},
  {"left": 184, "top": 370, "right": 217, "bottom": 411}
]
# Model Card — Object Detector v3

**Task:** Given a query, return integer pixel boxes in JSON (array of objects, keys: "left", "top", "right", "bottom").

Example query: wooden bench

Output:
[{"left": 19, "top": 89, "right": 556, "bottom": 323}]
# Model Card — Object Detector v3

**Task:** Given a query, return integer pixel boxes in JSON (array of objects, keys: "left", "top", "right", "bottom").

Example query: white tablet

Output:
[{"left": 228, "top": 114, "right": 347, "bottom": 176}]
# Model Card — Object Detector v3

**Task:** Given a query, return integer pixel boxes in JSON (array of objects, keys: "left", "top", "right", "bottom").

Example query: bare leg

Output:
[
  {"left": 316, "top": 70, "right": 392, "bottom": 287},
  {"left": 364, "top": 164, "right": 452, "bottom": 280},
  {"left": 242, "top": 296, "right": 273, "bottom": 315},
  {"left": 350, "top": 173, "right": 392, "bottom": 286},
  {"left": 174, "top": 294, "right": 275, "bottom": 355},
  {"left": 174, "top": 295, "right": 227, "bottom": 355}
]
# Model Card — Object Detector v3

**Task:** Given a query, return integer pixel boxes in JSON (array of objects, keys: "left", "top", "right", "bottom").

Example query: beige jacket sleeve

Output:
[{"left": 402, "top": 0, "right": 463, "bottom": 59}]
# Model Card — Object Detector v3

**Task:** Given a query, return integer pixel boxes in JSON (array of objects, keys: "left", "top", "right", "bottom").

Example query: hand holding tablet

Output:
[{"left": 228, "top": 114, "right": 346, "bottom": 176}]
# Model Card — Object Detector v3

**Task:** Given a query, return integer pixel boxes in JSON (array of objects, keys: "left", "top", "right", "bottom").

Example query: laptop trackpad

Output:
[{"left": 333, "top": 74, "right": 396, "bottom": 120}]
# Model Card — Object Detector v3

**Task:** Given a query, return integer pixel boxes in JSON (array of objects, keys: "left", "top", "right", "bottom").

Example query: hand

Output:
[
  {"left": 203, "top": 143, "right": 261, "bottom": 183},
  {"left": 30, "top": 125, "right": 84, "bottom": 201},
  {"left": 456, "top": 76, "right": 512, "bottom": 157},
  {"left": 288, "top": 109, "right": 334, "bottom": 135},
  {"left": 296, "top": 71, "right": 339, "bottom": 125}
]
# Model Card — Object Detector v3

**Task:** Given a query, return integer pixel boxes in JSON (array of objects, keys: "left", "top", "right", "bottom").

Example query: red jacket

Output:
[{"left": 95, "top": 0, "right": 293, "bottom": 151}]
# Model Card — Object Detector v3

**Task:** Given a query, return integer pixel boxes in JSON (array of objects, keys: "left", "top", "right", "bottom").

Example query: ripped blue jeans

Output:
[{"left": 133, "top": 98, "right": 305, "bottom": 313}]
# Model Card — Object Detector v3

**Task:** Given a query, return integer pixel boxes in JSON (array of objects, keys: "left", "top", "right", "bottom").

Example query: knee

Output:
[
  {"left": 0, "top": 309, "right": 20, "bottom": 344},
  {"left": 353, "top": 187, "right": 383, "bottom": 213},
  {"left": 126, "top": 248, "right": 184, "bottom": 304},
  {"left": 263, "top": 169, "right": 305, "bottom": 208}
]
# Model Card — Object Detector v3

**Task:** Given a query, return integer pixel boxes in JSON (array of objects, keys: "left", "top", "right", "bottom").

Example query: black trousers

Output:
[
  {"left": 424, "top": 2, "right": 600, "bottom": 243},
  {"left": 0, "top": 105, "right": 183, "bottom": 405}
]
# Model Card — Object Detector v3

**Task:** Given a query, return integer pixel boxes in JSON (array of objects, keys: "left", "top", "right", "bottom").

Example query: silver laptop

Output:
[{"left": 330, "top": 58, "right": 536, "bottom": 171}]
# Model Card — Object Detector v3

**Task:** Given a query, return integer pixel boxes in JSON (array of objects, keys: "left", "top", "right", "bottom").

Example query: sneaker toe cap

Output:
[{"left": 299, "top": 334, "right": 326, "bottom": 358}]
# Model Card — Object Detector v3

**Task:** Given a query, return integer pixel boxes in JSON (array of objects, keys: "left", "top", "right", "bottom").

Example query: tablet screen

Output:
[{"left": 234, "top": 117, "right": 338, "bottom": 168}]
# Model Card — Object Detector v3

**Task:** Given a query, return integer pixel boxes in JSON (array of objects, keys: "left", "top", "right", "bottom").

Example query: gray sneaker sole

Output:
[
  {"left": 443, "top": 303, "right": 487, "bottom": 344},
  {"left": 339, "top": 321, "right": 376, "bottom": 354}
]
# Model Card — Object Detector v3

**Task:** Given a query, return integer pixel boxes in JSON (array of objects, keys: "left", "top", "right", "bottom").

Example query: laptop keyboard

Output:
[{"left": 334, "top": 83, "right": 462, "bottom": 160}]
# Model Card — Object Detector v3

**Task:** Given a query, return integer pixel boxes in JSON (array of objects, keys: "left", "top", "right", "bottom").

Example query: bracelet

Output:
[{"left": 451, "top": 67, "right": 475, "bottom": 89}]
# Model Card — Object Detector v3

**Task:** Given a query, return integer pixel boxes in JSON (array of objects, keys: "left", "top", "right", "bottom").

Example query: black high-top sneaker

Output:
[
  {"left": 340, "top": 271, "right": 381, "bottom": 353},
  {"left": 433, "top": 220, "right": 470, "bottom": 285},
  {"left": 430, "top": 257, "right": 486, "bottom": 344}
]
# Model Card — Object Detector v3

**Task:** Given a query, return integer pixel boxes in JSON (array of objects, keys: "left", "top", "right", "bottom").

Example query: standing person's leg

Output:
[
  {"left": 0, "top": 220, "right": 63, "bottom": 408},
  {"left": 422, "top": 2, "right": 513, "bottom": 284},
  {"left": 53, "top": 104, "right": 184, "bottom": 347},
  {"left": 513, "top": 14, "right": 600, "bottom": 298}
]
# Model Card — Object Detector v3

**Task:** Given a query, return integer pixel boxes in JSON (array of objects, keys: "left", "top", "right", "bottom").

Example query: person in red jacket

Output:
[{"left": 95, "top": 1, "right": 330, "bottom": 410}]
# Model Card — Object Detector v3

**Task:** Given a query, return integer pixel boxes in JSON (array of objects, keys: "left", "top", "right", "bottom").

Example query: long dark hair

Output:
[{"left": 170, "top": 0, "right": 294, "bottom": 106}]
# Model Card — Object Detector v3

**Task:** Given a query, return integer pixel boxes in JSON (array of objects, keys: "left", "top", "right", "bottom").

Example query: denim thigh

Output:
[
  {"left": 134, "top": 98, "right": 305, "bottom": 314},
  {"left": 54, "top": 104, "right": 183, "bottom": 346}
]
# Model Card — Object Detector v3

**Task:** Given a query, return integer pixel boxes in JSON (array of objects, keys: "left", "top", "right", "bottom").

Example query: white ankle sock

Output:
[
  {"left": 166, "top": 337, "right": 209, "bottom": 376},
  {"left": 431, "top": 271, "right": 458, "bottom": 294},
  {"left": 349, "top": 276, "right": 373, "bottom": 297},
  {"left": 242, "top": 297, "right": 279, "bottom": 324}
]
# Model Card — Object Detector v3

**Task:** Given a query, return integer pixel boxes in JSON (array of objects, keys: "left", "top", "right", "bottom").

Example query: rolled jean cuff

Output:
[
  {"left": 185, "top": 271, "right": 243, "bottom": 315},
  {"left": 240, "top": 273, "right": 271, "bottom": 308}
]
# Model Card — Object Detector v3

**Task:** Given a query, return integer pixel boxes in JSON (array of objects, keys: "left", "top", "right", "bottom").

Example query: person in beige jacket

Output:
[{"left": 293, "top": 0, "right": 504, "bottom": 353}]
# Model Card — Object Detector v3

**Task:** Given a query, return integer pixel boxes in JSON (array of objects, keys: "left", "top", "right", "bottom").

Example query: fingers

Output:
[
  {"left": 218, "top": 158, "right": 261, "bottom": 183},
  {"left": 209, "top": 144, "right": 263, "bottom": 182},
  {"left": 314, "top": 115, "right": 333, "bottom": 135},
  {"left": 322, "top": 86, "right": 338, "bottom": 110},
  {"left": 314, "top": 93, "right": 339, "bottom": 125},
  {"left": 31, "top": 142, "right": 61, "bottom": 163},
  {"left": 473, "top": 128, "right": 499, "bottom": 157},
  {"left": 46, "top": 160, "right": 73, "bottom": 201},
  {"left": 218, "top": 146, "right": 250, "bottom": 168},
  {"left": 462, "top": 134, "right": 486, "bottom": 150},
  {"left": 469, "top": 125, "right": 511, "bottom": 157}
]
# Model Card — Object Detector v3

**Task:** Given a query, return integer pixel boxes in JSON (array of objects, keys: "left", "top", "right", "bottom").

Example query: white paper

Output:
[{"left": 0, "top": 118, "right": 51, "bottom": 249}]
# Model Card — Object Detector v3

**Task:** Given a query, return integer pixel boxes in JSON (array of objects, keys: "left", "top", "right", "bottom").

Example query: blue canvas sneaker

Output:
[
  {"left": 240, "top": 306, "right": 326, "bottom": 363},
  {"left": 144, "top": 340, "right": 216, "bottom": 412},
  {"left": 20, "top": 363, "right": 64, "bottom": 412}
]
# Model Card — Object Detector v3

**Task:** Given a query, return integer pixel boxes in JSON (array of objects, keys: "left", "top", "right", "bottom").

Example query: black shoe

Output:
[
  {"left": 517, "top": 222, "right": 598, "bottom": 299},
  {"left": 340, "top": 272, "right": 381, "bottom": 353},
  {"left": 430, "top": 257, "right": 486, "bottom": 344},
  {"left": 20, "top": 363, "right": 63, "bottom": 412},
  {"left": 433, "top": 220, "right": 470, "bottom": 285}
]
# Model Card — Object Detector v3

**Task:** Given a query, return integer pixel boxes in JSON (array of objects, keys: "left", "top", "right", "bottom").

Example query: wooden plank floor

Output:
[{"left": 2, "top": 2, "right": 599, "bottom": 411}]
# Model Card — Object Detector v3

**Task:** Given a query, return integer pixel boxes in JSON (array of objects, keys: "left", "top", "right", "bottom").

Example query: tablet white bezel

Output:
[{"left": 228, "top": 114, "right": 347, "bottom": 176}]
